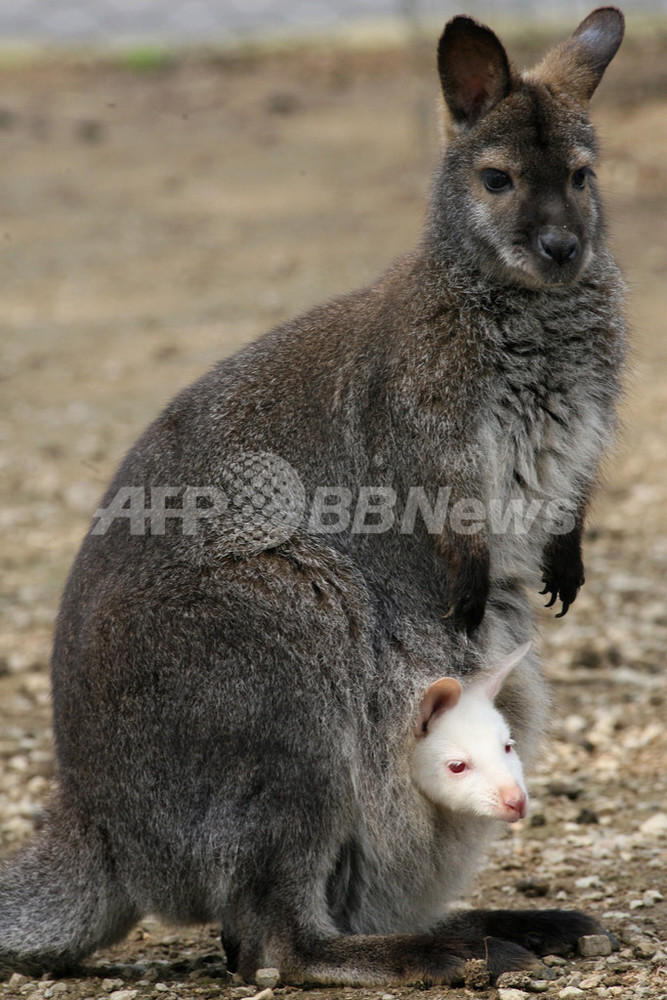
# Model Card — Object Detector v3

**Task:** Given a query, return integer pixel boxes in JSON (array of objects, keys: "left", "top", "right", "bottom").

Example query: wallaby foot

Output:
[
  {"left": 0, "top": 804, "right": 139, "bottom": 978},
  {"left": 438, "top": 907, "right": 619, "bottom": 957}
]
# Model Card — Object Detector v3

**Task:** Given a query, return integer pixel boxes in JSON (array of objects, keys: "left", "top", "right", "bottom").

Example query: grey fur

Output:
[{"left": 0, "top": 8, "right": 626, "bottom": 986}]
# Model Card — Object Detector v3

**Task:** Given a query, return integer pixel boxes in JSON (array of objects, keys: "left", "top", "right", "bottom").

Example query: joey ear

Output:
[
  {"left": 415, "top": 677, "right": 462, "bottom": 738},
  {"left": 479, "top": 642, "right": 532, "bottom": 702},
  {"left": 531, "top": 7, "right": 624, "bottom": 103},
  {"left": 437, "top": 15, "right": 512, "bottom": 128}
]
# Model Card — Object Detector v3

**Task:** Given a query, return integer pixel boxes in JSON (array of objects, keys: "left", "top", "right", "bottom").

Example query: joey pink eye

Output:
[
  {"left": 505, "top": 741, "right": 515, "bottom": 754},
  {"left": 448, "top": 761, "right": 467, "bottom": 774}
]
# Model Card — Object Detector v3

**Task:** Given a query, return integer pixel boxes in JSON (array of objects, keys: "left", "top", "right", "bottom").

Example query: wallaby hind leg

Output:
[
  {"left": 0, "top": 802, "right": 139, "bottom": 977},
  {"left": 235, "top": 915, "right": 542, "bottom": 986}
]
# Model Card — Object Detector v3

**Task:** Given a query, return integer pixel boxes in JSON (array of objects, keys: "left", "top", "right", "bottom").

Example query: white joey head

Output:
[{"left": 412, "top": 643, "right": 531, "bottom": 823}]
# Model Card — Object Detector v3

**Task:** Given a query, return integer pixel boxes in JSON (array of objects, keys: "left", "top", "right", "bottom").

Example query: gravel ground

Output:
[{"left": 0, "top": 26, "right": 666, "bottom": 1000}]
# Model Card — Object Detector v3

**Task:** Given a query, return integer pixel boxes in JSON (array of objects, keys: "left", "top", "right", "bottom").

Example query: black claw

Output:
[
  {"left": 555, "top": 601, "right": 569, "bottom": 618},
  {"left": 539, "top": 585, "right": 550, "bottom": 595},
  {"left": 544, "top": 592, "right": 558, "bottom": 609}
]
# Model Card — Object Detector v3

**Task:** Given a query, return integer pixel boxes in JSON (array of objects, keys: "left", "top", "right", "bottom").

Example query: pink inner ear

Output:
[
  {"left": 439, "top": 19, "right": 511, "bottom": 127},
  {"left": 459, "top": 72, "right": 489, "bottom": 122},
  {"left": 416, "top": 677, "right": 462, "bottom": 737}
]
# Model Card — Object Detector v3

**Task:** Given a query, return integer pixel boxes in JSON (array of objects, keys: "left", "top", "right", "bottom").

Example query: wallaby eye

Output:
[
  {"left": 448, "top": 761, "right": 467, "bottom": 774},
  {"left": 572, "top": 167, "right": 590, "bottom": 190},
  {"left": 505, "top": 740, "right": 515, "bottom": 754},
  {"left": 481, "top": 169, "right": 513, "bottom": 193}
]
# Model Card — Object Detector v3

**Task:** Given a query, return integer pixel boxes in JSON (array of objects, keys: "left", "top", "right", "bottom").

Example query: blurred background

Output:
[{"left": 1, "top": 0, "right": 664, "bottom": 47}]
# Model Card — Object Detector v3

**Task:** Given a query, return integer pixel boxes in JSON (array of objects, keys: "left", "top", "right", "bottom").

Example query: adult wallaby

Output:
[{"left": 1, "top": 7, "right": 626, "bottom": 986}]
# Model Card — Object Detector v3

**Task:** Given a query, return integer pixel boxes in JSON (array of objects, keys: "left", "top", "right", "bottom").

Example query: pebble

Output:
[
  {"left": 102, "top": 981, "right": 125, "bottom": 993},
  {"left": 109, "top": 991, "right": 138, "bottom": 1000},
  {"left": 253, "top": 990, "right": 274, "bottom": 1000},
  {"left": 578, "top": 975, "right": 601, "bottom": 990},
  {"left": 254, "top": 968, "right": 280, "bottom": 989},
  {"left": 638, "top": 812, "right": 667, "bottom": 837},
  {"left": 8, "top": 974, "right": 29, "bottom": 988},
  {"left": 498, "top": 989, "right": 530, "bottom": 1000},
  {"left": 578, "top": 934, "right": 613, "bottom": 957},
  {"left": 632, "top": 938, "right": 656, "bottom": 959},
  {"left": 558, "top": 988, "right": 585, "bottom": 999},
  {"left": 514, "top": 876, "right": 549, "bottom": 897},
  {"left": 463, "top": 958, "right": 491, "bottom": 989},
  {"left": 543, "top": 954, "right": 568, "bottom": 967}
]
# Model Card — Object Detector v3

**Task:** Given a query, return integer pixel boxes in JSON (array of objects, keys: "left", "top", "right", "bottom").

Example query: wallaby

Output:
[
  {"left": 413, "top": 644, "right": 530, "bottom": 823},
  {"left": 1, "top": 7, "right": 626, "bottom": 987}
]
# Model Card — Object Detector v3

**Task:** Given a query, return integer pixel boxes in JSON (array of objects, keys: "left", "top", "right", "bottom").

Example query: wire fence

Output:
[{"left": 2, "top": 0, "right": 667, "bottom": 46}]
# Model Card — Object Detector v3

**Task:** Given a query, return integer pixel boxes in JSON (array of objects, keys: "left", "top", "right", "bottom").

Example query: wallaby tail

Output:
[{"left": 0, "top": 801, "right": 139, "bottom": 977}]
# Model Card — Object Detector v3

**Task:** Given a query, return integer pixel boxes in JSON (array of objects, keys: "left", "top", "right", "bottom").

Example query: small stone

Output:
[
  {"left": 231, "top": 989, "right": 256, "bottom": 998},
  {"left": 498, "top": 989, "right": 530, "bottom": 1000},
  {"left": 109, "top": 992, "right": 138, "bottom": 1000},
  {"left": 559, "top": 989, "right": 585, "bottom": 999},
  {"left": 526, "top": 982, "right": 551, "bottom": 994},
  {"left": 515, "top": 877, "right": 549, "bottom": 897},
  {"left": 9, "top": 974, "right": 29, "bottom": 988},
  {"left": 575, "top": 808, "right": 599, "bottom": 825},
  {"left": 497, "top": 971, "right": 533, "bottom": 989},
  {"left": 154, "top": 986, "right": 169, "bottom": 993},
  {"left": 463, "top": 958, "right": 491, "bottom": 989},
  {"left": 543, "top": 954, "right": 568, "bottom": 967},
  {"left": 102, "top": 982, "right": 125, "bottom": 993},
  {"left": 255, "top": 968, "right": 280, "bottom": 989},
  {"left": 254, "top": 990, "right": 274, "bottom": 1000},
  {"left": 579, "top": 935, "right": 613, "bottom": 957},
  {"left": 629, "top": 899, "right": 644, "bottom": 910},
  {"left": 632, "top": 938, "right": 656, "bottom": 959},
  {"left": 575, "top": 876, "right": 601, "bottom": 890},
  {"left": 639, "top": 812, "right": 667, "bottom": 837},
  {"left": 579, "top": 975, "right": 601, "bottom": 989},
  {"left": 547, "top": 782, "right": 581, "bottom": 800}
]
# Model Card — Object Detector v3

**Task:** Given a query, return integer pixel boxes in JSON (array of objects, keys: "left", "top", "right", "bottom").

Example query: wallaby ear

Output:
[
  {"left": 437, "top": 15, "right": 512, "bottom": 128},
  {"left": 479, "top": 642, "right": 532, "bottom": 702},
  {"left": 415, "top": 677, "right": 462, "bottom": 738},
  {"left": 531, "top": 7, "right": 624, "bottom": 103}
]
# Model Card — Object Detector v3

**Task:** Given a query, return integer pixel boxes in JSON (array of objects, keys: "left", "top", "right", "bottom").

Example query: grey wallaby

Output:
[{"left": 1, "top": 7, "right": 627, "bottom": 986}]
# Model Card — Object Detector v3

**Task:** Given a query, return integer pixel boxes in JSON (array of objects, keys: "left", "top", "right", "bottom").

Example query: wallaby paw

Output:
[
  {"left": 539, "top": 567, "right": 584, "bottom": 617},
  {"left": 443, "top": 548, "right": 490, "bottom": 634},
  {"left": 540, "top": 533, "right": 584, "bottom": 617}
]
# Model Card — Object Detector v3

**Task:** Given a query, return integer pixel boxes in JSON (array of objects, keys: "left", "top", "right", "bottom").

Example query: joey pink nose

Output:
[{"left": 503, "top": 791, "right": 527, "bottom": 820}]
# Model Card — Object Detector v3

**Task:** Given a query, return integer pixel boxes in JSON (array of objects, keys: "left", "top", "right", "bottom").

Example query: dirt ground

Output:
[{"left": 0, "top": 20, "right": 666, "bottom": 1000}]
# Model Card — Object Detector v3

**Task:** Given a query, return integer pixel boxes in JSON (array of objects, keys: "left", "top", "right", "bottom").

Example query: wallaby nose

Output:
[
  {"left": 502, "top": 790, "right": 527, "bottom": 821},
  {"left": 538, "top": 228, "right": 579, "bottom": 266}
]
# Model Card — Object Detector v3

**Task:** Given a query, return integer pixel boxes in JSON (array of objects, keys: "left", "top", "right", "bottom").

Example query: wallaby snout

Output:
[{"left": 538, "top": 227, "right": 580, "bottom": 267}]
